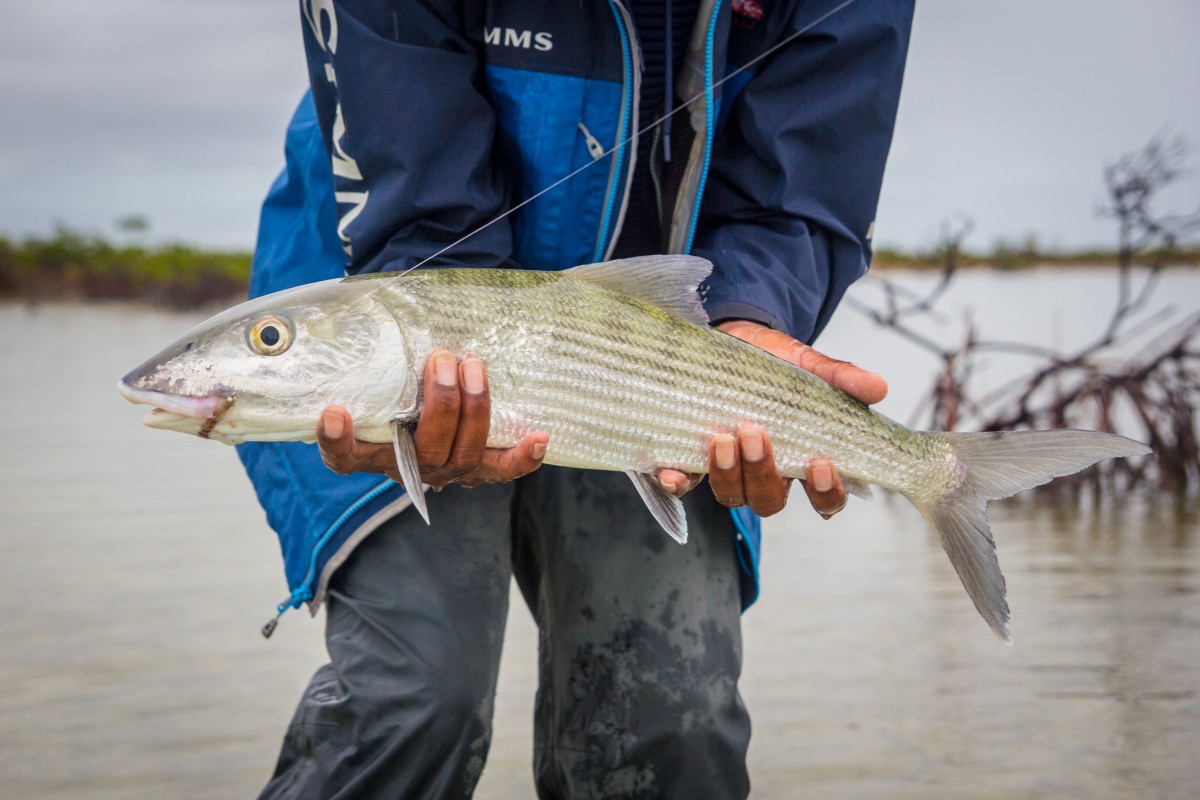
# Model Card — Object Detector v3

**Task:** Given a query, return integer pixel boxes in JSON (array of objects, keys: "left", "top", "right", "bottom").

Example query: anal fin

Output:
[
  {"left": 391, "top": 419, "right": 430, "bottom": 525},
  {"left": 626, "top": 471, "right": 689, "bottom": 544}
]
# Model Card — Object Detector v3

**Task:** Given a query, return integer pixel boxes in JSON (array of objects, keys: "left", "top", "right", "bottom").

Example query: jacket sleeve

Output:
[
  {"left": 693, "top": 0, "right": 913, "bottom": 344},
  {"left": 301, "top": 0, "right": 512, "bottom": 274}
]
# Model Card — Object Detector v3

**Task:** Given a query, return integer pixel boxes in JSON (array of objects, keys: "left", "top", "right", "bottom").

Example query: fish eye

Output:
[{"left": 248, "top": 315, "right": 293, "bottom": 356}]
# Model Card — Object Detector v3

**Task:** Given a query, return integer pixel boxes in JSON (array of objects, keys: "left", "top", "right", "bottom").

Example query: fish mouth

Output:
[{"left": 117, "top": 381, "right": 235, "bottom": 438}]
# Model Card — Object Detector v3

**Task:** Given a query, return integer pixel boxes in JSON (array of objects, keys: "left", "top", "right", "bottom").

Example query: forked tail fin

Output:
[{"left": 910, "top": 430, "right": 1151, "bottom": 644}]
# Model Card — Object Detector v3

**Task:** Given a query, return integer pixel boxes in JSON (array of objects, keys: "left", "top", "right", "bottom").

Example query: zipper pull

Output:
[
  {"left": 578, "top": 121, "right": 606, "bottom": 160},
  {"left": 261, "top": 608, "right": 285, "bottom": 639},
  {"left": 262, "top": 588, "right": 310, "bottom": 638}
]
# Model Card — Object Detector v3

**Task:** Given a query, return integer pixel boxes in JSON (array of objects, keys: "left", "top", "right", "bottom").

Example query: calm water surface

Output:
[{"left": 1, "top": 269, "right": 1197, "bottom": 798}]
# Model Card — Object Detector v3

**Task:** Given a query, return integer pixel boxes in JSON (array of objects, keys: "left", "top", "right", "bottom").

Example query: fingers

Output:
[
  {"left": 317, "top": 406, "right": 394, "bottom": 476},
  {"left": 804, "top": 458, "right": 848, "bottom": 520},
  {"left": 707, "top": 427, "right": 790, "bottom": 517},
  {"left": 318, "top": 351, "right": 491, "bottom": 488},
  {"left": 414, "top": 352, "right": 465, "bottom": 468},
  {"left": 447, "top": 358, "right": 489, "bottom": 473},
  {"left": 413, "top": 352, "right": 494, "bottom": 479},
  {"left": 460, "top": 432, "right": 550, "bottom": 487},
  {"left": 708, "top": 428, "right": 848, "bottom": 521},
  {"left": 708, "top": 434, "right": 745, "bottom": 508},
  {"left": 415, "top": 353, "right": 548, "bottom": 487},
  {"left": 317, "top": 406, "right": 354, "bottom": 470},
  {"left": 657, "top": 468, "right": 702, "bottom": 499},
  {"left": 738, "top": 427, "right": 790, "bottom": 517},
  {"left": 318, "top": 353, "right": 548, "bottom": 490},
  {"left": 716, "top": 319, "right": 888, "bottom": 405},
  {"left": 793, "top": 347, "right": 888, "bottom": 406}
]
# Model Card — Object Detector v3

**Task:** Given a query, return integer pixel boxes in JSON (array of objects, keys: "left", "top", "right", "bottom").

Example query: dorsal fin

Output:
[{"left": 565, "top": 255, "right": 712, "bottom": 325}]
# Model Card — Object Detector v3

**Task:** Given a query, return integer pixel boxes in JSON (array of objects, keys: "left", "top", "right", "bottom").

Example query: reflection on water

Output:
[
  {"left": 1, "top": 273, "right": 1197, "bottom": 799},
  {"left": 742, "top": 493, "right": 1198, "bottom": 800}
]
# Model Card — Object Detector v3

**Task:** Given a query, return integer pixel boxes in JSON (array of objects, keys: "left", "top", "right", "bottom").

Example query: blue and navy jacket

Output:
[{"left": 239, "top": 0, "right": 912, "bottom": 625}]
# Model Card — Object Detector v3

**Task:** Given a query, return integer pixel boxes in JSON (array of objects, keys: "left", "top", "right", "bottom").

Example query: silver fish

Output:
[{"left": 118, "top": 256, "right": 1150, "bottom": 642}]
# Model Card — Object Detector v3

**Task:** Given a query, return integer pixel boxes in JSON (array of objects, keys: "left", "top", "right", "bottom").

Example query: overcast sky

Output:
[{"left": 2, "top": 0, "right": 1197, "bottom": 253}]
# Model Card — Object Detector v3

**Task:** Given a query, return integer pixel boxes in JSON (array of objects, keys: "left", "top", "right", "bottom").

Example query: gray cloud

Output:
[
  {"left": 1, "top": 1, "right": 308, "bottom": 247},
  {"left": 876, "top": 0, "right": 1200, "bottom": 251},
  {"left": 1, "top": 0, "right": 1197, "bottom": 251}
]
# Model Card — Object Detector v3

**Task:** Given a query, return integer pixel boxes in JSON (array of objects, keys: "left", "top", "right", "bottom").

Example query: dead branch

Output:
[{"left": 854, "top": 135, "right": 1200, "bottom": 493}]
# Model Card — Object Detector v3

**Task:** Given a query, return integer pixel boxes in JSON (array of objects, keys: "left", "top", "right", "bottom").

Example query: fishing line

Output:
[{"left": 402, "top": 0, "right": 861, "bottom": 274}]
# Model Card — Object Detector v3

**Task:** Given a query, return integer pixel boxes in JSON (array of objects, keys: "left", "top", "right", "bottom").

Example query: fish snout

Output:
[
  {"left": 116, "top": 379, "right": 223, "bottom": 417},
  {"left": 117, "top": 370, "right": 232, "bottom": 438}
]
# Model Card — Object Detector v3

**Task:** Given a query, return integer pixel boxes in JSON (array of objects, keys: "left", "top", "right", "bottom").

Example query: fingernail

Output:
[
  {"left": 714, "top": 435, "right": 736, "bottom": 470},
  {"left": 739, "top": 429, "right": 764, "bottom": 462},
  {"left": 322, "top": 409, "right": 343, "bottom": 439},
  {"left": 659, "top": 476, "right": 678, "bottom": 493},
  {"left": 435, "top": 355, "right": 457, "bottom": 387},
  {"left": 531, "top": 441, "right": 546, "bottom": 460},
  {"left": 463, "top": 359, "right": 485, "bottom": 394},
  {"left": 811, "top": 464, "right": 834, "bottom": 493}
]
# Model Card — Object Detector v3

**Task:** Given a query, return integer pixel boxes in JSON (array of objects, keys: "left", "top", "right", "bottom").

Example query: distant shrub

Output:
[{"left": 0, "top": 226, "right": 251, "bottom": 308}]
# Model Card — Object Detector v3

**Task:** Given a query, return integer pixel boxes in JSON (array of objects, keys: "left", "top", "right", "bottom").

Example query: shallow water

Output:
[{"left": 1, "top": 268, "right": 1197, "bottom": 798}]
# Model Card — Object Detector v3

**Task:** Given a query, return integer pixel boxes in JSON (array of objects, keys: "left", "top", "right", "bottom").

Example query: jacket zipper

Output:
[
  {"left": 261, "top": 477, "right": 397, "bottom": 638},
  {"left": 595, "top": 0, "right": 640, "bottom": 261},
  {"left": 682, "top": 0, "right": 724, "bottom": 254}
]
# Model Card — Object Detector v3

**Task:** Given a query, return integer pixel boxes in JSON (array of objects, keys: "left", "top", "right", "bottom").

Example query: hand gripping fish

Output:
[{"left": 118, "top": 256, "right": 1150, "bottom": 642}]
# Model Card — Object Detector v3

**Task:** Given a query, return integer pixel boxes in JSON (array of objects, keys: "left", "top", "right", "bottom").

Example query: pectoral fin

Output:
[
  {"left": 391, "top": 419, "right": 430, "bottom": 525},
  {"left": 626, "top": 471, "right": 689, "bottom": 544}
]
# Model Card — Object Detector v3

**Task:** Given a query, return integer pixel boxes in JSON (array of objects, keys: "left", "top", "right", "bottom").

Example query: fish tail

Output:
[{"left": 909, "top": 430, "right": 1151, "bottom": 644}]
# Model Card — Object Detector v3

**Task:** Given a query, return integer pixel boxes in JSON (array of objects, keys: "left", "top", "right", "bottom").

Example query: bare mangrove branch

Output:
[{"left": 855, "top": 135, "right": 1200, "bottom": 493}]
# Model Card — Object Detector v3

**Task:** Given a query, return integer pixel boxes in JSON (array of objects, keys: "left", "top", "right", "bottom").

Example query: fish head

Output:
[{"left": 118, "top": 277, "right": 418, "bottom": 444}]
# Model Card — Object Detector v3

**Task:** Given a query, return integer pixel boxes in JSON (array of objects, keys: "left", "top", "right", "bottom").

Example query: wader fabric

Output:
[{"left": 259, "top": 466, "right": 750, "bottom": 800}]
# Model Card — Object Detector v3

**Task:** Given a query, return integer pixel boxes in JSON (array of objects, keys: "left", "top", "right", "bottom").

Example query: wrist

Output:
[{"left": 706, "top": 302, "right": 786, "bottom": 334}]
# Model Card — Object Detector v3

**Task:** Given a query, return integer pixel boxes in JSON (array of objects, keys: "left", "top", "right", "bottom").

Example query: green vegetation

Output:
[
  {"left": 0, "top": 226, "right": 1194, "bottom": 310},
  {"left": 0, "top": 226, "right": 251, "bottom": 309},
  {"left": 871, "top": 241, "right": 1199, "bottom": 271}
]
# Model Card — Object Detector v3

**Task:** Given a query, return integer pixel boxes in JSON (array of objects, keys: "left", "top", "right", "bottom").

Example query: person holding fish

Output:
[{"left": 247, "top": 1, "right": 915, "bottom": 797}]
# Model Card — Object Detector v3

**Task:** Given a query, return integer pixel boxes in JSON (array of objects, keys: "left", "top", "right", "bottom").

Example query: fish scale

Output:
[
  {"left": 119, "top": 254, "right": 1151, "bottom": 641},
  {"left": 386, "top": 267, "right": 946, "bottom": 490}
]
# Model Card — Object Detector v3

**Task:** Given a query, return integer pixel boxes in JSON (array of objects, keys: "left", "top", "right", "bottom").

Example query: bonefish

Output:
[{"left": 118, "top": 255, "right": 1150, "bottom": 641}]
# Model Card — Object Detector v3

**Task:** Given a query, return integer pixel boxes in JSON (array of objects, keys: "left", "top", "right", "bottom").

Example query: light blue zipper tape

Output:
[
  {"left": 596, "top": 0, "right": 635, "bottom": 261},
  {"left": 262, "top": 478, "right": 398, "bottom": 638},
  {"left": 731, "top": 507, "right": 761, "bottom": 609},
  {"left": 684, "top": 0, "right": 724, "bottom": 254}
]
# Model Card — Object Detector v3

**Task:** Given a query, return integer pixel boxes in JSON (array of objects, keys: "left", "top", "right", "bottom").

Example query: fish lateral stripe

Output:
[{"left": 120, "top": 260, "right": 1151, "bottom": 641}]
